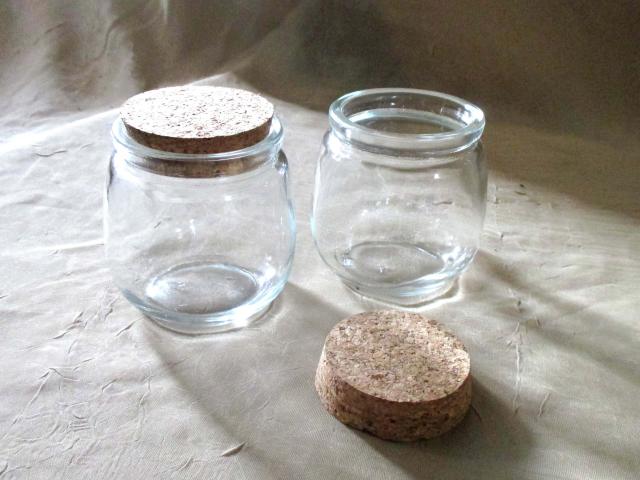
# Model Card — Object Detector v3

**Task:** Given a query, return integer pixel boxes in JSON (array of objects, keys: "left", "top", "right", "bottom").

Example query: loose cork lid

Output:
[
  {"left": 121, "top": 86, "right": 274, "bottom": 154},
  {"left": 315, "top": 311, "right": 471, "bottom": 441}
]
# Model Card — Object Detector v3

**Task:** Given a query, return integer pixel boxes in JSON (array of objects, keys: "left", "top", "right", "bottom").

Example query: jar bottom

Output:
[
  {"left": 332, "top": 240, "right": 474, "bottom": 306},
  {"left": 121, "top": 260, "right": 286, "bottom": 334},
  {"left": 342, "top": 276, "right": 456, "bottom": 306}
]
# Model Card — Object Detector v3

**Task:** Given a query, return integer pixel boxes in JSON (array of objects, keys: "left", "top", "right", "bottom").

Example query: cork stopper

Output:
[
  {"left": 315, "top": 311, "right": 471, "bottom": 441},
  {"left": 119, "top": 86, "right": 275, "bottom": 177}
]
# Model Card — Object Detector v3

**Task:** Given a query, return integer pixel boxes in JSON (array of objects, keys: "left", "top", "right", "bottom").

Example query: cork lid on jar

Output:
[
  {"left": 315, "top": 310, "right": 472, "bottom": 441},
  {"left": 118, "top": 86, "right": 276, "bottom": 177}
]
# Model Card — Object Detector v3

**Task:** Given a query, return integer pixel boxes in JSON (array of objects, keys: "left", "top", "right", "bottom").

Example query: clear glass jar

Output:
[
  {"left": 311, "top": 88, "right": 486, "bottom": 305},
  {"left": 105, "top": 116, "right": 295, "bottom": 333}
]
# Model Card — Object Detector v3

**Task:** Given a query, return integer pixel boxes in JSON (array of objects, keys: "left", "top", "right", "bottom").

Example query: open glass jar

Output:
[
  {"left": 311, "top": 88, "right": 486, "bottom": 305},
  {"left": 105, "top": 103, "right": 295, "bottom": 333}
]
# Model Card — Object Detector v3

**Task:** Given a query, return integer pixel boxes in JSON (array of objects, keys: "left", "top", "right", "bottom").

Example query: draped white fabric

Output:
[{"left": 1, "top": 1, "right": 638, "bottom": 478}]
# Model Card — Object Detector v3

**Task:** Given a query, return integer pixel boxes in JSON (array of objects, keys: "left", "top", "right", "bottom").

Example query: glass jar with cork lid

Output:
[{"left": 105, "top": 86, "right": 295, "bottom": 333}]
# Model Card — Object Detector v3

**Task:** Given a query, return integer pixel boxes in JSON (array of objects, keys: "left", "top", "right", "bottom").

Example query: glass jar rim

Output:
[
  {"left": 328, "top": 88, "right": 485, "bottom": 153},
  {"left": 111, "top": 114, "right": 283, "bottom": 162}
]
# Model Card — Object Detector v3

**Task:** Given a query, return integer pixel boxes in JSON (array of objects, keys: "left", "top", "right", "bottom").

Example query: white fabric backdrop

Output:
[{"left": 1, "top": 1, "right": 639, "bottom": 478}]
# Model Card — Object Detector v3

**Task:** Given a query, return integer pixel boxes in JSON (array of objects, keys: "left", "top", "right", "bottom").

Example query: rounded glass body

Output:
[
  {"left": 311, "top": 89, "right": 486, "bottom": 305},
  {"left": 105, "top": 117, "right": 295, "bottom": 333}
]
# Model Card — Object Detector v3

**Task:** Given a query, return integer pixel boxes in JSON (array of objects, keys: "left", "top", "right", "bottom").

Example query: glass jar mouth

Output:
[
  {"left": 111, "top": 114, "right": 283, "bottom": 162},
  {"left": 328, "top": 88, "right": 485, "bottom": 154}
]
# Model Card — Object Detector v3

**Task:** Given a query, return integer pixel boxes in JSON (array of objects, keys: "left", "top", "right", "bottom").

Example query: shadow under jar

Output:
[
  {"left": 105, "top": 114, "right": 295, "bottom": 334},
  {"left": 311, "top": 88, "right": 486, "bottom": 305}
]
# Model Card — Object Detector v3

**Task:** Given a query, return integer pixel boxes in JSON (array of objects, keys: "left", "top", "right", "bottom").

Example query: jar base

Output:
[
  {"left": 120, "top": 260, "right": 284, "bottom": 334},
  {"left": 332, "top": 240, "right": 470, "bottom": 306},
  {"left": 140, "top": 299, "right": 271, "bottom": 334},
  {"left": 145, "top": 261, "right": 261, "bottom": 315},
  {"left": 341, "top": 277, "right": 456, "bottom": 307}
]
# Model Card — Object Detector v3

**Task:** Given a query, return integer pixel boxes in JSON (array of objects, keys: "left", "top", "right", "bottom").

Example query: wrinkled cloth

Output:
[{"left": 1, "top": 1, "right": 639, "bottom": 478}]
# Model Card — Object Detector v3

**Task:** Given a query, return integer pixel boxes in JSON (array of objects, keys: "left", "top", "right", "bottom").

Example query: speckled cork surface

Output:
[
  {"left": 315, "top": 311, "right": 471, "bottom": 441},
  {"left": 121, "top": 86, "right": 274, "bottom": 154}
]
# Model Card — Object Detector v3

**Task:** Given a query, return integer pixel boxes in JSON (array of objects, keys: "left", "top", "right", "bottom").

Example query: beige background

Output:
[{"left": 1, "top": 1, "right": 639, "bottom": 478}]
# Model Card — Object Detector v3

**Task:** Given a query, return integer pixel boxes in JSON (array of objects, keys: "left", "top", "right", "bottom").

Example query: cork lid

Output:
[
  {"left": 315, "top": 310, "right": 472, "bottom": 441},
  {"left": 325, "top": 311, "right": 470, "bottom": 403},
  {"left": 121, "top": 86, "right": 274, "bottom": 154}
]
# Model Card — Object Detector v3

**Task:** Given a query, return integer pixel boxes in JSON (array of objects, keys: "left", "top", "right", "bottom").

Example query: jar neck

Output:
[
  {"left": 111, "top": 116, "right": 283, "bottom": 178},
  {"left": 328, "top": 88, "right": 484, "bottom": 156}
]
